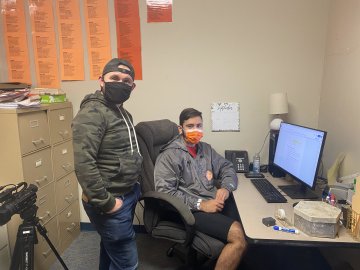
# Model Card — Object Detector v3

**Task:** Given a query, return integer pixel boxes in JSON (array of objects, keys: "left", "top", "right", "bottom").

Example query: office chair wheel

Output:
[{"left": 167, "top": 246, "right": 175, "bottom": 257}]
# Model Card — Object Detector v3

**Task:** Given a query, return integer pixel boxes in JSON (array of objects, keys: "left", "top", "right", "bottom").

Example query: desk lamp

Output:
[{"left": 269, "top": 92, "right": 288, "bottom": 130}]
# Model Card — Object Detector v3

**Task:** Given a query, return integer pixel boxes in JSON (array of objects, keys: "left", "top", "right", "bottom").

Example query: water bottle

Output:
[{"left": 253, "top": 152, "right": 260, "bottom": 173}]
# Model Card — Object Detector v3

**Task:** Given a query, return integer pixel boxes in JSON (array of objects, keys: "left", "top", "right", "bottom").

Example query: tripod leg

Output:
[
  {"left": 36, "top": 222, "right": 69, "bottom": 270},
  {"left": 10, "top": 223, "right": 36, "bottom": 270}
]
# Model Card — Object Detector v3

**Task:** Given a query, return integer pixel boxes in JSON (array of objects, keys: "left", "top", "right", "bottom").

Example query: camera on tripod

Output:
[
  {"left": 0, "top": 182, "right": 38, "bottom": 226},
  {"left": 0, "top": 182, "right": 68, "bottom": 270}
]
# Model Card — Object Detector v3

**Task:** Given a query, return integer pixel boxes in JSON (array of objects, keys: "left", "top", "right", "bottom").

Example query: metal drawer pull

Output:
[
  {"left": 64, "top": 179, "right": 71, "bottom": 187},
  {"left": 42, "top": 248, "right": 52, "bottom": 258},
  {"left": 66, "top": 222, "right": 76, "bottom": 232},
  {"left": 35, "top": 159, "right": 42, "bottom": 167},
  {"left": 66, "top": 211, "right": 72, "bottom": 218},
  {"left": 65, "top": 194, "right": 74, "bottom": 203},
  {"left": 32, "top": 138, "right": 44, "bottom": 146},
  {"left": 59, "top": 130, "right": 69, "bottom": 138},
  {"left": 35, "top": 176, "right": 48, "bottom": 185},
  {"left": 62, "top": 163, "right": 73, "bottom": 171},
  {"left": 39, "top": 211, "right": 51, "bottom": 220}
]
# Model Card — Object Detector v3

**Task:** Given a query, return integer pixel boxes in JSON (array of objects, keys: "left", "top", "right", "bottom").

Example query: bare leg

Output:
[{"left": 215, "top": 221, "right": 247, "bottom": 270}]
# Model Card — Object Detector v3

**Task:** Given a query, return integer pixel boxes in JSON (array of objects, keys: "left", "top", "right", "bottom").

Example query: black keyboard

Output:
[{"left": 250, "top": 178, "right": 287, "bottom": 203}]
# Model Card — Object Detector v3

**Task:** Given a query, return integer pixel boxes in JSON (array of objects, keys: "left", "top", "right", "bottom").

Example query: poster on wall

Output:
[
  {"left": 56, "top": 0, "right": 84, "bottom": 81},
  {"left": 211, "top": 102, "right": 240, "bottom": 132},
  {"left": 147, "top": 0, "right": 173, "bottom": 23},
  {"left": 2, "top": 0, "right": 31, "bottom": 84},
  {"left": 29, "top": 0, "right": 60, "bottom": 88},
  {"left": 114, "top": 0, "right": 143, "bottom": 80},
  {"left": 84, "top": 0, "right": 111, "bottom": 80}
]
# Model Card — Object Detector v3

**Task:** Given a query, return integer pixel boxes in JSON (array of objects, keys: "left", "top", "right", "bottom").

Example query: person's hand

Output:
[
  {"left": 106, "top": 198, "right": 123, "bottom": 214},
  {"left": 199, "top": 199, "right": 224, "bottom": 213},
  {"left": 215, "top": 188, "right": 229, "bottom": 203}
]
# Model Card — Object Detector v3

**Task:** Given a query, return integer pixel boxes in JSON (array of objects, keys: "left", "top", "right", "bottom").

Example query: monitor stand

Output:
[{"left": 278, "top": 184, "right": 319, "bottom": 200}]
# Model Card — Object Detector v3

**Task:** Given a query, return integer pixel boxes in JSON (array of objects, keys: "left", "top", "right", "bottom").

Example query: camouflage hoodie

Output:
[{"left": 72, "top": 90, "right": 143, "bottom": 212}]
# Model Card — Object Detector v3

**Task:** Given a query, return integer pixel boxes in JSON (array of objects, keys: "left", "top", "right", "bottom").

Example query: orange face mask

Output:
[{"left": 184, "top": 129, "right": 203, "bottom": 144}]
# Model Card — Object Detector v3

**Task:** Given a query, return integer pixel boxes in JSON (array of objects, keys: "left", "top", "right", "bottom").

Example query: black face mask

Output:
[{"left": 103, "top": 82, "right": 132, "bottom": 104}]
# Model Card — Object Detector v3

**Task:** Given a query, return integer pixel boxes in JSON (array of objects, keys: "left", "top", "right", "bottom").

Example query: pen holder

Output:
[{"left": 346, "top": 208, "right": 360, "bottom": 240}]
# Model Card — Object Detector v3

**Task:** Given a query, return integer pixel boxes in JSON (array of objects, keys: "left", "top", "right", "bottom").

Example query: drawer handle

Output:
[
  {"left": 66, "top": 222, "right": 76, "bottom": 232},
  {"left": 32, "top": 138, "right": 45, "bottom": 146},
  {"left": 42, "top": 248, "right": 52, "bottom": 258},
  {"left": 59, "top": 130, "right": 69, "bottom": 138},
  {"left": 39, "top": 211, "right": 51, "bottom": 220},
  {"left": 35, "top": 176, "right": 48, "bottom": 186},
  {"left": 66, "top": 210, "right": 72, "bottom": 218},
  {"left": 65, "top": 179, "right": 71, "bottom": 187},
  {"left": 62, "top": 163, "right": 73, "bottom": 171},
  {"left": 65, "top": 194, "right": 74, "bottom": 203}
]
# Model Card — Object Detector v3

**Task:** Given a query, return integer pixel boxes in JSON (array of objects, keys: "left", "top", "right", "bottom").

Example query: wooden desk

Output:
[{"left": 233, "top": 173, "right": 360, "bottom": 247}]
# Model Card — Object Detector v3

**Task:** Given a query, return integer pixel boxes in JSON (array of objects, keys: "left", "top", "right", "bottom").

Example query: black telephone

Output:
[{"left": 225, "top": 150, "right": 250, "bottom": 173}]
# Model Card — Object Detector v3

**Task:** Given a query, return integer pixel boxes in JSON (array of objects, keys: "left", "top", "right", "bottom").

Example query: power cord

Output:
[{"left": 257, "top": 130, "right": 270, "bottom": 154}]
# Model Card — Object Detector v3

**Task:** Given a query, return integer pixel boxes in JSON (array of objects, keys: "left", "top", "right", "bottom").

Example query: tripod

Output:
[{"left": 10, "top": 204, "right": 68, "bottom": 270}]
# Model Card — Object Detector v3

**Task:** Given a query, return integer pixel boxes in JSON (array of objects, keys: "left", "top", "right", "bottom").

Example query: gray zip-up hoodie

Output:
[
  {"left": 154, "top": 135, "right": 238, "bottom": 210},
  {"left": 72, "top": 90, "right": 143, "bottom": 212}
]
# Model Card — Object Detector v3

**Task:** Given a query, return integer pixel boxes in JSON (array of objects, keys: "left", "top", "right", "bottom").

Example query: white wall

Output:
[
  {"left": 317, "top": 1, "right": 360, "bottom": 267},
  {"left": 318, "top": 0, "right": 360, "bottom": 176},
  {"left": 64, "top": 0, "right": 329, "bottom": 160},
  {"left": 1, "top": 1, "right": 330, "bottom": 222}
]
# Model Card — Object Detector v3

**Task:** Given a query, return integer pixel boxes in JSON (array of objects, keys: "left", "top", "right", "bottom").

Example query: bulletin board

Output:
[{"left": 211, "top": 102, "right": 240, "bottom": 132}]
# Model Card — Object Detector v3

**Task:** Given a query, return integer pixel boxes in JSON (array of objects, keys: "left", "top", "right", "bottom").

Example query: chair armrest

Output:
[
  {"left": 141, "top": 191, "right": 195, "bottom": 226},
  {"left": 141, "top": 191, "right": 196, "bottom": 246}
]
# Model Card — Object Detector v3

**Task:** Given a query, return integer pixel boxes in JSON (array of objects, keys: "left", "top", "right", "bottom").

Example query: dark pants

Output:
[
  {"left": 193, "top": 193, "right": 240, "bottom": 243},
  {"left": 82, "top": 183, "right": 141, "bottom": 270}
]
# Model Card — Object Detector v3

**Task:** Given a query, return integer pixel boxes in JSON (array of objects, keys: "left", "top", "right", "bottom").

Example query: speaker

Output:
[{"left": 268, "top": 130, "right": 286, "bottom": 177}]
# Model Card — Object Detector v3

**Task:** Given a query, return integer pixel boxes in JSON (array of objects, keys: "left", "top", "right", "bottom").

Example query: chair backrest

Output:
[{"left": 135, "top": 119, "right": 179, "bottom": 194}]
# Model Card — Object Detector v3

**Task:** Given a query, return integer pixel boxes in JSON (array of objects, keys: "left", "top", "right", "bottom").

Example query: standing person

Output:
[
  {"left": 154, "top": 108, "right": 247, "bottom": 270},
  {"left": 72, "top": 58, "right": 143, "bottom": 270}
]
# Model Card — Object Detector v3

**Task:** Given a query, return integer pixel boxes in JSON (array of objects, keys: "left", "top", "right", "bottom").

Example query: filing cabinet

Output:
[
  {"left": 0, "top": 102, "right": 80, "bottom": 269},
  {"left": 0, "top": 225, "right": 10, "bottom": 269}
]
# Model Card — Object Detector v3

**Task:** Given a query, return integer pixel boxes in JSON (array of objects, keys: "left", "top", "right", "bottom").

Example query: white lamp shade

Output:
[{"left": 269, "top": 92, "right": 288, "bottom": 115}]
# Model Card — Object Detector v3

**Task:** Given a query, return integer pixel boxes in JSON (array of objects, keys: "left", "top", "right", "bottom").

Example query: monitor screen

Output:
[{"left": 274, "top": 122, "right": 327, "bottom": 199}]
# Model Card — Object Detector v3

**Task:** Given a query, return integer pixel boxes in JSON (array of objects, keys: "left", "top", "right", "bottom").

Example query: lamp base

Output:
[{"left": 270, "top": 118, "right": 283, "bottom": 130}]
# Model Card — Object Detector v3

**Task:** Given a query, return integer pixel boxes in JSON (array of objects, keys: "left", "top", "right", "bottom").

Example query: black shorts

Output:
[{"left": 192, "top": 193, "right": 240, "bottom": 243}]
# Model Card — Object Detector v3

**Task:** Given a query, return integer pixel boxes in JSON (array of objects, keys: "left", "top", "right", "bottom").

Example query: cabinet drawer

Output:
[
  {"left": 36, "top": 182, "right": 56, "bottom": 225},
  {"left": 52, "top": 140, "right": 74, "bottom": 180},
  {"left": 34, "top": 217, "right": 58, "bottom": 270},
  {"left": 56, "top": 172, "right": 79, "bottom": 213},
  {"left": 0, "top": 245, "right": 10, "bottom": 270},
  {"left": 22, "top": 147, "right": 53, "bottom": 188},
  {"left": 58, "top": 203, "right": 80, "bottom": 253},
  {"left": 49, "top": 108, "right": 73, "bottom": 145},
  {"left": 18, "top": 111, "right": 50, "bottom": 155},
  {"left": 0, "top": 225, "right": 9, "bottom": 250}
]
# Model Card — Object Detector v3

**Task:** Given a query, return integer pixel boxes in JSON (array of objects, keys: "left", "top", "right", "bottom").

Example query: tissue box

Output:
[
  {"left": 40, "top": 94, "right": 67, "bottom": 103},
  {"left": 294, "top": 201, "right": 341, "bottom": 238}
]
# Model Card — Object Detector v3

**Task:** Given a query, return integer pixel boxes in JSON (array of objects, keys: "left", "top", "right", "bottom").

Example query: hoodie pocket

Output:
[{"left": 109, "top": 152, "right": 143, "bottom": 181}]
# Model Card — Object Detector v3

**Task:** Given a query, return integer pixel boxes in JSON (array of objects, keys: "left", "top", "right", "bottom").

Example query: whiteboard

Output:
[{"left": 211, "top": 102, "right": 240, "bottom": 132}]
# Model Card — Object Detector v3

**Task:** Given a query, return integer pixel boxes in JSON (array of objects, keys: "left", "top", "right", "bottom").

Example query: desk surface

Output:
[{"left": 233, "top": 173, "right": 360, "bottom": 247}]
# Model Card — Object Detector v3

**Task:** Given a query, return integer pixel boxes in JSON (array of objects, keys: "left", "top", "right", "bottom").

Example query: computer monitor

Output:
[{"left": 274, "top": 122, "right": 327, "bottom": 199}]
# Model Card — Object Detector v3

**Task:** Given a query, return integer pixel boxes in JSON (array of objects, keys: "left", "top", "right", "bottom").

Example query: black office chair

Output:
[{"left": 135, "top": 119, "right": 224, "bottom": 266}]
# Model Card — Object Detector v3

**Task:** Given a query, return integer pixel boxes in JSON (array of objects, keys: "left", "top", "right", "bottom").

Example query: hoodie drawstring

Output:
[{"left": 117, "top": 106, "right": 141, "bottom": 156}]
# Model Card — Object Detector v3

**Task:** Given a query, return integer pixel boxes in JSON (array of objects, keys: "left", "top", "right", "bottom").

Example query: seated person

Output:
[{"left": 154, "top": 108, "right": 247, "bottom": 270}]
